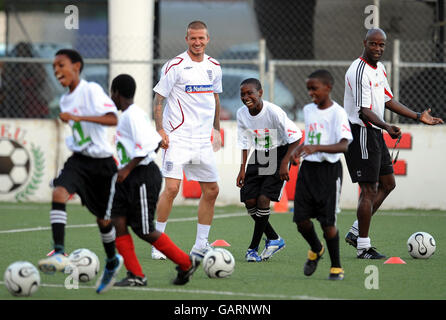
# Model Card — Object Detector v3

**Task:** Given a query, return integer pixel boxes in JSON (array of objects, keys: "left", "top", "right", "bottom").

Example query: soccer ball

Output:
[
  {"left": 65, "top": 248, "right": 100, "bottom": 282},
  {"left": 407, "top": 232, "right": 436, "bottom": 259},
  {"left": 202, "top": 248, "right": 235, "bottom": 278},
  {"left": 4, "top": 261, "right": 40, "bottom": 297}
]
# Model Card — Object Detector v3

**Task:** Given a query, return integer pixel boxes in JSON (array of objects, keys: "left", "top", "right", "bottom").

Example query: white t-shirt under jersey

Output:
[
  {"left": 115, "top": 104, "right": 161, "bottom": 169},
  {"left": 59, "top": 79, "right": 118, "bottom": 158},
  {"left": 153, "top": 51, "right": 223, "bottom": 142},
  {"left": 344, "top": 57, "right": 393, "bottom": 128},
  {"left": 237, "top": 100, "right": 302, "bottom": 151},
  {"left": 301, "top": 101, "right": 353, "bottom": 163}
]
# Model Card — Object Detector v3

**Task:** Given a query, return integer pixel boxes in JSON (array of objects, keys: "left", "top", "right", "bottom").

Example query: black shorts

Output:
[
  {"left": 293, "top": 160, "right": 342, "bottom": 227},
  {"left": 110, "top": 162, "right": 162, "bottom": 236},
  {"left": 345, "top": 123, "right": 393, "bottom": 183},
  {"left": 52, "top": 153, "right": 117, "bottom": 218},
  {"left": 240, "top": 145, "right": 289, "bottom": 203}
]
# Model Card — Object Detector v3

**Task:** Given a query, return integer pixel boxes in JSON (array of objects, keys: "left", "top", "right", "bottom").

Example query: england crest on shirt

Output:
[{"left": 207, "top": 70, "right": 213, "bottom": 81}]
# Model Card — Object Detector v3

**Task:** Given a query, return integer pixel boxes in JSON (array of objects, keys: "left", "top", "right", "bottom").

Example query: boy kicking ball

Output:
[
  {"left": 291, "top": 70, "right": 352, "bottom": 280},
  {"left": 236, "top": 78, "right": 302, "bottom": 262}
]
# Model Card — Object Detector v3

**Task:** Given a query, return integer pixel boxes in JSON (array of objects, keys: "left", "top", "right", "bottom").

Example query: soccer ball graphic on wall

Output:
[{"left": 0, "top": 139, "right": 31, "bottom": 193}]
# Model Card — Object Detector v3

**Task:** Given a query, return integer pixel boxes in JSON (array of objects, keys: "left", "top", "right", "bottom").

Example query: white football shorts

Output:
[{"left": 161, "top": 136, "right": 218, "bottom": 182}]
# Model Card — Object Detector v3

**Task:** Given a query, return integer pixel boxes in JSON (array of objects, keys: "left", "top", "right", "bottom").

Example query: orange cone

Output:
[
  {"left": 211, "top": 239, "right": 231, "bottom": 247},
  {"left": 384, "top": 257, "right": 406, "bottom": 264},
  {"left": 274, "top": 191, "right": 289, "bottom": 213}
]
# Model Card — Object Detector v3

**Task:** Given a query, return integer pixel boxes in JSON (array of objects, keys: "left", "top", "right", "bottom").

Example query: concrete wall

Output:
[{"left": 1, "top": 119, "right": 445, "bottom": 209}]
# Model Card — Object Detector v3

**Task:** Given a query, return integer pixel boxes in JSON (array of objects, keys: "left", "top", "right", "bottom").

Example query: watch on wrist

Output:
[{"left": 416, "top": 112, "right": 421, "bottom": 122}]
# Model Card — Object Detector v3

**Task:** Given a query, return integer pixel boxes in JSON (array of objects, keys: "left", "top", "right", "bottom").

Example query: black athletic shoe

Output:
[
  {"left": 173, "top": 255, "right": 200, "bottom": 285},
  {"left": 357, "top": 247, "right": 386, "bottom": 259},
  {"left": 114, "top": 271, "right": 147, "bottom": 287},
  {"left": 303, "top": 246, "right": 325, "bottom": 276},
  {"left": 345, "top": 231, "right": 358, "bottom": 248}
]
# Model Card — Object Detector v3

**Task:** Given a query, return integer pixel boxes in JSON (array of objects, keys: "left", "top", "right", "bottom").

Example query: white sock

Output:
[
  {"left": 350, "top": 220, "right": 359, "bottom": 236},
  {"left": 155, "top": 221, "right": 167, "bottom": 233},
  {"left": 195, "top": 223, "right": 211, "bottom": 249},
  {"left": 357, "top": 237, "right": 371, "bottom": 251}
]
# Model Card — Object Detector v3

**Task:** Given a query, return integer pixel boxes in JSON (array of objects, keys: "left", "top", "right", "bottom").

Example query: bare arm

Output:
[
  {"left": 360, "top": 107, "right": 401, "bottom": 139},
  {"left": 236, "top": 149, "right": 249, "bottom": 188},
  {"left": 59, "top": 112, "right": 117, "bottom": 126},
  {"left": 385, "top": 99, "right": 444, "bottom": 125},
  {"left": 212, "top": 93, "right": 222, "bottom": 152},
  {"left": 117, "top": 156, "right": 145, "bottom": 183},
  {"left": 294, "top": 138, "right": 350, "bottom": 158},
  {"left": 153, "top": 93, "right": 169, "bottom": 149},
  {"left": 279, "top": 139, "right": 301, "bottom": 181}
]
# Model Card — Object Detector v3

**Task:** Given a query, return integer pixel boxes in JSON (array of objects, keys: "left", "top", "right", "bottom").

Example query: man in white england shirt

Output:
[{"left": 152, "top": 21, "right": 222, "bottom": 260}]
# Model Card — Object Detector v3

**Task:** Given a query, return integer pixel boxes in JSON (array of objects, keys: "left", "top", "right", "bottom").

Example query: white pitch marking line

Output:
[
  {"left": 0, "top": 212, "right": 247, "bottom": 234},
  {"left": 0, "top": 281, "right": 337, "bottom": 300}
]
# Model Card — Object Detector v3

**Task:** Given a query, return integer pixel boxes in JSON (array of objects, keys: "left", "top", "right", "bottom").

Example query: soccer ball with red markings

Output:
[
  {"left": 4, "top": 261, "right": 40, "bottom": 297},
  {"left": 407, "top": 232, "right": 436, "bottom": 259},
  {"left": 202, "top": 248, "right": 235, "bottom": 278}
]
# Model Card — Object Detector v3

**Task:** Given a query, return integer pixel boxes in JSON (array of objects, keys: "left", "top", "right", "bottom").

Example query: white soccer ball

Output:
[
  {"left": 407, "top": 231, "right": 436, "bottom": 259},
  {"left": 65, "top": 248, "right": 100, "bottom": 282},
  {"left": 4, "top": 261, "right": 40, "bottom": 297},
  {"left": 202, "top": 248, "right": 235, "bottom": 278}
]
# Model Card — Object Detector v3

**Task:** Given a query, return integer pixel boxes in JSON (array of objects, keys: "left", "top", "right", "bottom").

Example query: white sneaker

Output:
[
  {"left": 38, "top": 253, "right": 70, "bottom": 274},
  {"left": 151, "top": 247, "right": 167, "bottom": 260},
  {"left": 190, "top": 243, "right": 212, "bottom": 261}
]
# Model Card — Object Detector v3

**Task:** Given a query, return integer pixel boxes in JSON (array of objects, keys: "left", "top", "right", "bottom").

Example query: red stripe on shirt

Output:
[
  {"left": 165, "top": 57, "right": 184, "bottom": 74},
  {"left": 169, "top": 99, "right": 185, "bottom": 132},
  {"left": 384, "top": 88, "right": 393, "bottom": 99}
]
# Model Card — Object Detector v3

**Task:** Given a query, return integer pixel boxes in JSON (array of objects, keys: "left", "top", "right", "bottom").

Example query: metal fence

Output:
[{"left": 1, "top": 0, "right": 446, "bottom": 122}]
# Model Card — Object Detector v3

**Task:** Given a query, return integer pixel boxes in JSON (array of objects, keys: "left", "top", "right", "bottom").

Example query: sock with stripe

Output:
[
  {"left": 349, "top": 220, "right": 359, "bottom": 236},
  {"left": 153, "top": 233, "right": 191, "bottom": 271},
  {"left": 247, "top": 206, "right": 278, "bottom": 241},
  {"left": 257, "top": 207, "right": 278, "bottom": 240},
  {"left": 248, "top": 209, "right": 270, "bottom": 250},
  {"left": 99, "top": 223, "right": 117, "bottom": 269},
  {"left": 115, "top": 234, "right": 144, "bottom": 277},
  {"left": 325, "top": 231, "right": 341, "bottom": 268},
  {"left": 50, "top": 202, "right": 66, "bottom": 254}
]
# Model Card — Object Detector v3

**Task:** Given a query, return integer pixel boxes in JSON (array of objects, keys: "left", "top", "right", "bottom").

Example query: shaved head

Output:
[{"left": 365, "top": 28, "right": 386, "bottom": 41}]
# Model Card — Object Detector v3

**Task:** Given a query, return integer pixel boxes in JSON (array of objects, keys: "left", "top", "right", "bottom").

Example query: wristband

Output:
[{"left": 416, "top": 112, "right": 421, "bottom": 122}]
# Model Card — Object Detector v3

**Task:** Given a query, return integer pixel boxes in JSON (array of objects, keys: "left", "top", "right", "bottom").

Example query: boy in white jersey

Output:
[
  {"left": 292, "top": 70, "right": 352, "bottom": 280},
  {"left": 38, "top": 49, "right": 123, "bottom": 294},
  {"left": 343, "top": 28, "right": 443, "bottom": 259},
  {"left": 152, "top": 21, "right": 222, "bottom": 260},
  {"left": 109, "top": 74, "right": 200, "bottom": 286},
  {"left": 236, "top": 78, "right": 302, "bottom": 262}
]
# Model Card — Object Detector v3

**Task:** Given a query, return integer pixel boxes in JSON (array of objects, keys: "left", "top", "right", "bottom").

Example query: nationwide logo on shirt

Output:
[{"left": 185, "top": 85, "right": 213, "bottom": 94}]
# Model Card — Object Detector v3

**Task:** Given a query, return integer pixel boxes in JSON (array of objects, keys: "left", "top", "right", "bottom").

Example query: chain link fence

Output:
[{"left": 0, "top": 0, "right": 445, "bottom": 122}]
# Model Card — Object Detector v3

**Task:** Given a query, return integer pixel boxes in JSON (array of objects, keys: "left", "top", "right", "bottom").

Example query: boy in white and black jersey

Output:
[
  {"left": 109, "top": 74, "right": 199, "bottom": 286},
  {"left": 38, "top": 49, "right": 123, "bottom": 294},
  {"left": 292, "top": 70, "right": 352, "bottom": 280},
  {"left": 236, "top": 78, "right": 302, "bottom": 262},
  {"left": 343, "top": 28, "right": 443, "bottom": 259}
]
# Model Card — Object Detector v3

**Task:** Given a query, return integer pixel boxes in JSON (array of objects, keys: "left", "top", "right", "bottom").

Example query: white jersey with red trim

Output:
[
  {"left": 302, "top": 101, "right": 353, "bottom": 163},
  {"left": 153, "top": 51, "right": 222, "bottom": 142},
  {"left": 116, "top": 104, "right": 161, "bottom": 169},
  {"left": 60, "top": 79, "right": 118, "bottom": 158},
  {"left": 236, "top": 100, "right": 302, "bottom": 151},
  {"left": 344, "top": 57, "right": 393, "bottom": 128}
]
